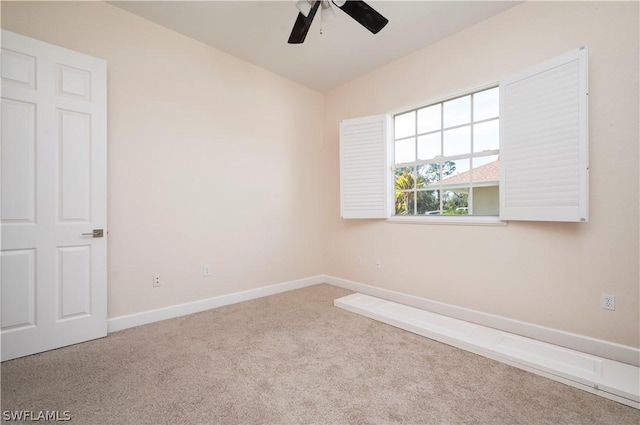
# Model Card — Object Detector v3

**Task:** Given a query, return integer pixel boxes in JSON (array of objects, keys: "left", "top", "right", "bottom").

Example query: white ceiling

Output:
[{"left": 110, "top": 1, "right": 520, "bottom": 92}]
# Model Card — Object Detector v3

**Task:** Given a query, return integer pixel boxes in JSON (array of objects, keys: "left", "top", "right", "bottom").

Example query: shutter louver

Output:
[
  {"left": 340, "top": 115, "right": 389, "bottom": 219},
  {"left": 500, "top": 47, "right": 589, "bottom": 222}
]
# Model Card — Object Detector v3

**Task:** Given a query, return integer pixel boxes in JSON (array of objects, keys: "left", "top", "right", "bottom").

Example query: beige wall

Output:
[
  {"left": 2, "top": 2, "right": 638, "bottom": 349},
  {"left": 323, "top": 1, "right": 639, "bottom": 348},
  {"left": 1, "top": 1, "right": 325, "bottom": 318}
]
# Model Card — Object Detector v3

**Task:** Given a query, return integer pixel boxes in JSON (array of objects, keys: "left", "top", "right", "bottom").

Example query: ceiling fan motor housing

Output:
[{"left": 289, "top": 0, "right": 389, "bottom": 44}]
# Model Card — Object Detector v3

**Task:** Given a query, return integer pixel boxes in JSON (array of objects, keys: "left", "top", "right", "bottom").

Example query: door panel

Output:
[
  {"left": 57, "top": 64, "right": 92, "bottom": 101},
  {"left": 1, "top": 30, "right": 107, "bottom": 361},
  {"left": 57, "top": 246, "right": 92, "bottom": 319},
  {"left": 1, "top": 249, "right": 36, "bottom": 330},
  {"left": 0, "top": 48, "right": 36, "bottom": 89},
  {"left": 1, "top": 99, "right": 36, "bottom": 223},
  {"left": 58, "top": 109, "right": 92, "bottom": 222}
]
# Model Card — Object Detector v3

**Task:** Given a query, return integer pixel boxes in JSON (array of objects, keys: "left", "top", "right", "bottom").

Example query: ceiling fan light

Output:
[
  {"left": 321, "top": 5, "right": 336, "bottom": 22},
  {"left": 332, "top": 0, "right": 346, "bottom": 7},
  {"left": 296, "top": 0, "right": 313, "bottom": 17}
]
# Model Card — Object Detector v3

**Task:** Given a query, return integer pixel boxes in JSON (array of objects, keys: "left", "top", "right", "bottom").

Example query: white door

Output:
[{"left": 1, "top": 30, "right": 107, "bottom": 361}]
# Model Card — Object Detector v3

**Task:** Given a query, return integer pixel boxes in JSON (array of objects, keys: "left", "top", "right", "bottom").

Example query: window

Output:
[
  {"left": 393, "top": 87, "right": 500, "bottom": 216},
  {"left": 339, "top": 47, "right": 588, "bottom": 223}
]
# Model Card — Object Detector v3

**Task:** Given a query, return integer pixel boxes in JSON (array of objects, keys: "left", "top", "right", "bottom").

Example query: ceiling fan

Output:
[{"left": 288, "top": 0, "right": 389, "bottom": 44}]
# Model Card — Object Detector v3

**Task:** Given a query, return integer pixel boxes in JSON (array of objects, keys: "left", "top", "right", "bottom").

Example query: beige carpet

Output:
[{"left": 1, "top": 284, "right": 638, "bottom": 424}]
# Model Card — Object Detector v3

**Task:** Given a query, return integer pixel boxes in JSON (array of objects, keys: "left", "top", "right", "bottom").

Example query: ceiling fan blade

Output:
[
  {"left": 336, "top": 0, "right": 389, "bottom": 34},
  {"left": 288, "top": 1, "right": 321, "bottom": 44}
]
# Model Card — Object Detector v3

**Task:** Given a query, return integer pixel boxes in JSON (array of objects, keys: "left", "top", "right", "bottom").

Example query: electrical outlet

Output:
[
  {"left": 152, "top": 276, "right": 160, "bottom": 288},
  {"left": 375, "top": 259, "right": 381, "bottom": 270},
  {"left": 602, "top": 294, "right": 615, "bottom": 310},
  {"left": 204, "top": 265, "right": 211, "bottom": 277},
  {"left": 356, "top": 256, "right": 362, "bottom": 267}
]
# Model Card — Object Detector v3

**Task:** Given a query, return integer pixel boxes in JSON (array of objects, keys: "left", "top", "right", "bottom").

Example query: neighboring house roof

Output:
[{"left": 435, "top": 159, "right": 500, "bottom": 186}]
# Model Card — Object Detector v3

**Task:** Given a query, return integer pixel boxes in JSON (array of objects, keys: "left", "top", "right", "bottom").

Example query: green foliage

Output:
[
  {"left": 443, "top": 191, "right": 469, "bottom": 214},
  {"left": 395, "top": 168, "right": 418, "bottom": 215},
  {"left": 444, "top": 207, "right": 468, "bottom": 215},
  {"left": 419, "top": 161, "right": 456, "bottom": 183},
  {"left": 394, "top": 161, "right": 458, "bottom": 215}
]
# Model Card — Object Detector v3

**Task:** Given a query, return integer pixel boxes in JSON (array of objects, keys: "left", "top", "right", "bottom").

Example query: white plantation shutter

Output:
[
  {"left": 500, "top": 46, "right": 589, "bottom": 222},
  {"left": 340, "top": 114, "right": 389, "bottom": 219}
]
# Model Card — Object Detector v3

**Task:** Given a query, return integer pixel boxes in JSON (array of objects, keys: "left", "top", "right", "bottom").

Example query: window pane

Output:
[
  {"left": 395, "top": 111, "right": 415, "bottom": 139},
  {"left": 417, "top": 104, "right": 441, "bottom": 133},
  {"left": 473, "top": 154, "right": 499, "bottom": 168},
  {"left": 395, "top": 166, "right": 415, "bottom": 187},
  {"left": 395, "top": 138, "right": 415, "bottom": 164},
  {"left": 417, "top": 190, "right": 440, "bottom": 215},
  {"left": 443, "top": 126, "right": 471, "bottom": 156},
  {"left": 443, "top": 189, "right": 469, "bottom": 214},
  {"left": 443, "top": 95, "right": 471, "bottom": 128},
  {"left": 395, "top": 189, "right": 415, "bottom": 215},
  {"left": 417, "top": 163, "right": 441, "bottom": 186},
  {"left": 417, "top": 133, "right": 441, "bottom": 160},
  {"left": 395, "top": 167, "right": 415, "bottom": 215},
  {"left": 472, "top": 186, "right": 499, "bottom": 216},
  {"left": 440, "top": 158, "right": 470, "bottom": 186},
  {"left": 473, "top": 119, "right": 499, "bottom": 152},
  {"left": 471, "top": 155, "right": 499, "bottom": 184},
  {"left": 474, "top": 87, "right": 499, "bottom": 121}
]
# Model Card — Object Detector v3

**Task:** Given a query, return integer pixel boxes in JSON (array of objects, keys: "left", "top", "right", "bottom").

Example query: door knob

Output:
[{"left": 81, "top": 229, "right": 104, "bottom": 238}]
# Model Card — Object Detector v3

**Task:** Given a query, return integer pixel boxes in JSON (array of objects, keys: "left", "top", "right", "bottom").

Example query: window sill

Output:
[{"left": 387, "top": 215, "right": 507, "bottom": 226}]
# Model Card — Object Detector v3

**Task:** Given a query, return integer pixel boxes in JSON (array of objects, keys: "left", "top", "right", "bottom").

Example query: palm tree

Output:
[{"left": 395, "top": 169, "right": 423, "bottom": 215}]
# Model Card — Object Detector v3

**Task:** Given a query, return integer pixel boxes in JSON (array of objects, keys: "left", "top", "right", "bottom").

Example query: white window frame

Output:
[{"left": 387, "top": 83, "right": 503, "bottom": 226}]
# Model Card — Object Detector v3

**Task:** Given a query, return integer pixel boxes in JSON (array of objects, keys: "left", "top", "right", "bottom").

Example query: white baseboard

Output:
[
  {"left": 107, "top": 275, "right": 324, "bottom": 333},
  {"left": 324, "top": 275, "right": 640, "bottom": 368},
  {"left": 107, "top": 273, "right": 639, "bottom": 369},
  {"left": 335, "top": 293, "right": 639, "bottom": 409}
]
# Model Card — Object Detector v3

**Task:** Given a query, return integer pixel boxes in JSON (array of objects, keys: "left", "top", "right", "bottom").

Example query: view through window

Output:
[{"left": 393, "top": 87, "right": 500, "bottom": 216}]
